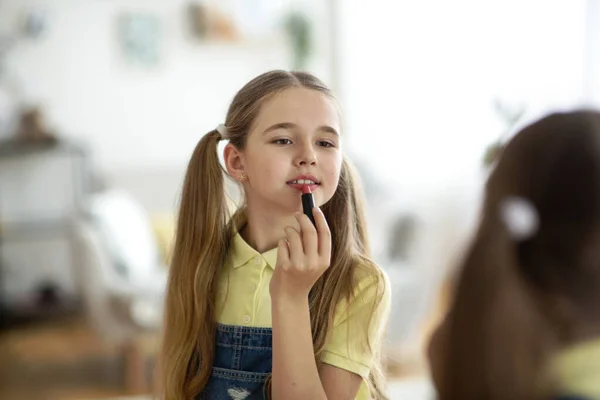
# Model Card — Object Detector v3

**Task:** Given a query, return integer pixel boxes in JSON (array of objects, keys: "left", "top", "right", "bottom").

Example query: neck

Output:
[{"left": 241, "top": 203, "right": 298, "bottom": 253}]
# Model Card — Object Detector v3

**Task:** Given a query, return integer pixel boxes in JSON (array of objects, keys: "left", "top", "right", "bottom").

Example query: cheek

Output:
[
  {"left": 260, "top": 168, "right": 279, "bottom": 183},
  {"left": 265, "top": 154, "right": 290, "bottom": 172},
  {"left": 329, "top": 170, "right": 341, "bottom": 191},
  {"left": 249, "top": 155, "right": 288, "bottom": 183},
  {"left": 246, "top": 149, "right": 272, "bottom": 172},
  {"left": 324, "top": 156, "right": 343, "bottom": 181}
]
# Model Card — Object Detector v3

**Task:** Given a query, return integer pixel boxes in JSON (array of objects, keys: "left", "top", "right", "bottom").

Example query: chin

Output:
[{"left": 266, "top": 200, "right": 302, "bottom": 216}]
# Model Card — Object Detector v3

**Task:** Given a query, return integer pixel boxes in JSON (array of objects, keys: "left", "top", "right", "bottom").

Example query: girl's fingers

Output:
[
  {"left": 285, "top": 226, "right": 304, "bottom": 268},
  {"left": 295, "top": 212, "right": 318, "bottom": 257},
  {"left": 313, "top": 207, "right": 331, "bottom": 259}
]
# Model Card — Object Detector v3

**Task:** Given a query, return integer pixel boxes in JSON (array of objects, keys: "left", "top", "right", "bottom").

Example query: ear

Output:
[{"left": 223, "top": 143, "right": 246, "bottom": 181}]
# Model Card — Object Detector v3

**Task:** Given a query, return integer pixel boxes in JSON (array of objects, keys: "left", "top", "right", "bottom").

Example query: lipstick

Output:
[{"left": 301, "top": 185, "right": 316, "bottom": 226}]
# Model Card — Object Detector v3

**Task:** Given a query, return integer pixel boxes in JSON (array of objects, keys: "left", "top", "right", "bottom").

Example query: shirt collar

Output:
[{"left": 228, "top": 232, "right": 278, "bottom": 269}]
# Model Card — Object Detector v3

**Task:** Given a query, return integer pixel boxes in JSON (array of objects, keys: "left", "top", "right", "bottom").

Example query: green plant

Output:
[{"left": 284, "top": 11, "right": 311, "bottom": 70}]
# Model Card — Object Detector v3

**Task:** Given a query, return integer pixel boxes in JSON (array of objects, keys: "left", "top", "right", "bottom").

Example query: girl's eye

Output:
[
  {"left": 273, "top": 139, "right": 292, "bottom": 145},
  {"left": 318, "top": 141, "right": 335, "bottom": 148}
]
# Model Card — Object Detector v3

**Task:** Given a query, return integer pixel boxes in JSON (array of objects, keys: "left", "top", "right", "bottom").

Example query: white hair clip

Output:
[
  {"left": 216, "top": 124, "right": 228, "bottom": 137},
  {"left": 499, "top": 196, "right": 539, "bottom": 241}
]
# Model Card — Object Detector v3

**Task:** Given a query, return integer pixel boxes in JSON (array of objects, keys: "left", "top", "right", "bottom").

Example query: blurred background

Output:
[{"left": 0, "top": 0, "right": 598, "bottom": 398}]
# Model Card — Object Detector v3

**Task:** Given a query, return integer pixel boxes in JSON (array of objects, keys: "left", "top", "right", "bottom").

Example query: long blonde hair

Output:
[
  {"left": 437, "top": 110, "right": 600, "bottom": 400},
  {"left": 157, "top": 70, "right": 388, "bottom": 399}
]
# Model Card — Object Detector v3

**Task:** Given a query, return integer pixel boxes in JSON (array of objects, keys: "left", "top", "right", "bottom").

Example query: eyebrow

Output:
[{"left": 262, "top": 122, "right": 339, "bottom": 136}]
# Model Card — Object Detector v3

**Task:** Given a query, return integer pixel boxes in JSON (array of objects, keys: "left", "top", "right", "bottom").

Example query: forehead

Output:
[{"left": 252, "top": 87, "right": 341, "bottom": 132}]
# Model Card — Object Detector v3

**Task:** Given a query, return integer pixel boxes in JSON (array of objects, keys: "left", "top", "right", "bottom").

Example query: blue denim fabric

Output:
[{"left": 197, "top": 324, "right": 272, "bottom": 400}]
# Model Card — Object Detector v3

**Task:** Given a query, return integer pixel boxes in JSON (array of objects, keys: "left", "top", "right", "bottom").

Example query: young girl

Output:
[
  {"left": 157, "top": 70, "right": 391, "bottom": 400},
  {"left": 428, "top": 110, "right": 600, "bottom": 400}
]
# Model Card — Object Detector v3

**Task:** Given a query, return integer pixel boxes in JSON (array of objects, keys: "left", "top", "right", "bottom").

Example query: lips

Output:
[
  {"left": 287, "top": 175, "right": 320, "bottom": 191},
  {"left": 286, "top": 175, "right": 320, "bottom": 185},
  {"left": 288, "top": 179, "right": 318, "bottom": 185}
]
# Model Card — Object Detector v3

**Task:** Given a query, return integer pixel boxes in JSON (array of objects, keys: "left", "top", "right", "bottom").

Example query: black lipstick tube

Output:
[{"left": 302, "top": 191, "right": 316, "bottom": 226}]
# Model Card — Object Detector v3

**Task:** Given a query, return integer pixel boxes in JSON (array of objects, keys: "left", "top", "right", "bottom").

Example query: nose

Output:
[{"left": 295, "top": 143, "right": 317, "bottom": 167}]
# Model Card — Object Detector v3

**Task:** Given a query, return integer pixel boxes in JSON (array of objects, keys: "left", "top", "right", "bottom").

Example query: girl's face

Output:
[{"left": 226, "top": 87, "right": 343, "bottom": 215}]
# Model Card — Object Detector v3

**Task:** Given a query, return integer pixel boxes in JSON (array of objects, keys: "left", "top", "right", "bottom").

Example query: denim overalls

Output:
[{"left": 198, "top": 324, "right": 272, "bottom": 399}]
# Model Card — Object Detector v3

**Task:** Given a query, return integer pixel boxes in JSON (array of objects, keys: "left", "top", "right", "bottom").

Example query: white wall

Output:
[
  {"left": 340, "top": 0, "right": 588, "bottom": 196},
  {"left": 585, "top": 0, "right": 600, "bottom": 104}
]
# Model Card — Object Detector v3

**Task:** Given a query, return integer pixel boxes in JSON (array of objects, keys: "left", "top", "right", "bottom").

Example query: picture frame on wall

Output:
[{"left": 118, "top": 12, "right": 161, "bottom": 67}]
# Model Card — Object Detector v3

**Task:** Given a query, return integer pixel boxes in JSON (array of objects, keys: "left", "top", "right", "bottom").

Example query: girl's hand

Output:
[{"left": 270, "top": 207, "right": 331, "bottom": 300}]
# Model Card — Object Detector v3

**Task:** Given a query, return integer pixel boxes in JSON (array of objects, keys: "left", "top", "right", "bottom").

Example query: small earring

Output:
[{"left": 238, "top": 172, "right": 247, "bottom": 183}]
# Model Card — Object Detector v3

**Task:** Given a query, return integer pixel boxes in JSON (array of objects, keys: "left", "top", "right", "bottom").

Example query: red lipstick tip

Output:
[{"left": 301, "top": 185, "right": 312, "bottom": 195}]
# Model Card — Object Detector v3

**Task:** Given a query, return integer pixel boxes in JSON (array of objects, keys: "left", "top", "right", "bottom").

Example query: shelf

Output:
[
  {"left": 0, "top": 139, "right": 88, "bottom": 158},
  {"left": 0, "top": 219, "right": 76, "bottom": 239}
]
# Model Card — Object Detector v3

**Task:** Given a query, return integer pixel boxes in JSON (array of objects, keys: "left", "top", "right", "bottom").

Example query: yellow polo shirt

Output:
[
  {"left": 216, "top": 232, "right": 391, "bottom": 400},
  {"left": 554, "top": 337, "right": 600, "bottom": 399}
]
